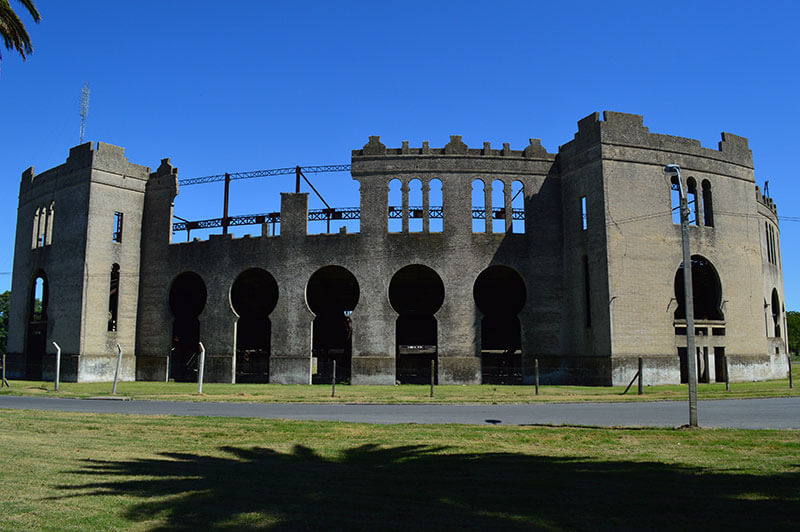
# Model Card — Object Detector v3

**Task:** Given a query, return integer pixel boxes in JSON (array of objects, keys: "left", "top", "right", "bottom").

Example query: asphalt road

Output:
[{"left": 2, "top": 395, "right": 799, "bottom": 429}]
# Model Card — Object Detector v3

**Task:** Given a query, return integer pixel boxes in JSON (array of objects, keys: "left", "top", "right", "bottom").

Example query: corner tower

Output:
[{"left": 6, "top": 142, "right": 150, "bottom": 381}]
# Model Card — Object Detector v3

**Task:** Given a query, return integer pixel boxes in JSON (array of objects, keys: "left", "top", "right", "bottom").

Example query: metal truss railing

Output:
[
  {"left": 173, "top": 207, "right": 523, "bottom": 233},
  {"left": 178, "top": 165, "right": 352, "bottom": 187}
]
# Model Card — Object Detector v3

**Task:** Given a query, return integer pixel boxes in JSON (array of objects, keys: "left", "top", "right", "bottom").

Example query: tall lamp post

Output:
[{"left": 664, "top": 164, "right": 698, "bottom": 427}]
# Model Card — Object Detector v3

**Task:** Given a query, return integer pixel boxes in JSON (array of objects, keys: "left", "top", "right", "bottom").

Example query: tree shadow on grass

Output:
[{"left": 55, "top": 443, "right": 798, "bottom": 531}]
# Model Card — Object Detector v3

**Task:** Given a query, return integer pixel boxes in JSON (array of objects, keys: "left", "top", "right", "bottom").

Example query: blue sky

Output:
[{"left": 1, "top": 1, "right": 798, "bottom": 306}]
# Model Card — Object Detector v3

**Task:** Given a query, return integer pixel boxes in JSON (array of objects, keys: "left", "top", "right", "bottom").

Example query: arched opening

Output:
[
  {"left": 771, "top": 289, "right": 781, "bottom": 338},
  {"left": 429, "top": 178, "right": 443, "bottom": 232},
  {"left": 306, "top": 266, "right": 359, "bottom": 384},
  {"left": 408, "top": 179, "right": 423, "bottom": 232},
  {"left": 670, "top": 176, "right": 681, "bottom": 224},
  {"left": 472, "top": 179, "right": 486, "bottom": 233},
  {"left": 674, "top": 255, "right": 724, "bottom": 321},
  {"left": 388, "top": 178, "right": 402, "bottom": 233},
  {"left": 473, "top": 265, "right": 526, "bottom": 384},
  {"left": 491, "top": 179, "right": 506, "bottom": 233},
  {"left": 231, "top": 268, "right": 278, "bottom": 383},
  {"left": 107, "top": 264, "right": 120, "bottom": 332},
  {"left": 389, "top": 265, "right": 444, "bottom": 384},
  {"left": 687, "top": 177, "right": 698, "bottom": 225},
  {"left": 169, "top": 272, "right": 207, "bottom": 382},
  {"left": 702, "top": 180, "right": 714, "bottom": 227},
  {"left": 25, "top": 272, "right": 48, "bottom": 379},
  {"left": 511, "top": 180, "right": 524, "bottom": 234}
]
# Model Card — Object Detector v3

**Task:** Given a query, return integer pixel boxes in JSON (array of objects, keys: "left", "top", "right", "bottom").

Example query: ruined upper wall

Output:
[
  {"left": 18, "top": 142, "right": 151, "bottom": 200},
  {"left": 351, "top": 135, "right": 556, "bottom": 177},
  {"left": 755, "top": 185, "right": 779, "bottom": 221},
  {"left": 557, "top": 111, "right": 754, "bottom": 177}
]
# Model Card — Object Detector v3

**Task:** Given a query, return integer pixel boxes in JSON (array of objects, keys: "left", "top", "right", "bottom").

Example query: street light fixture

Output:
[{"left": 664, "top": 164, "right": 699, "bottom": 427}]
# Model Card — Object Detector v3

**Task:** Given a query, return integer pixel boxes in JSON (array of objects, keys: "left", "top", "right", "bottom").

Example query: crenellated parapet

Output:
[
  {"left": 558, "top": 111, "right": 754, "bottom": 177},
  {"left": 352, "top": 135, "right": 552, "bottom": 159},
  {"left": 351, "top": 135, "right": 555, "bottom": 180},
  {"left": 755, "top": 185, "right": 779, "bottom": 218}
]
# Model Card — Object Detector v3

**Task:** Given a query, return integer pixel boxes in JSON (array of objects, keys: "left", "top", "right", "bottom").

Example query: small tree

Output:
[
  {"left": 0, "top": 290, "right": 9, "bottom": 355},
  {"left": 787, "top": 311, "right": 800, "bottom": 356}
]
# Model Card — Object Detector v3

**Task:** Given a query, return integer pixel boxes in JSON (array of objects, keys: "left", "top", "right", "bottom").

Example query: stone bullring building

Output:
[{"left": 6, "top": 112, "right": 789, "bottom": 386}]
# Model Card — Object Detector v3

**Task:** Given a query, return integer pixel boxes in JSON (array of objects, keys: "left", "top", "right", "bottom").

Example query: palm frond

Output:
[
  {"left": 0, "top": 0, "right": 40, "bottom": 66},
  {"left": 14, "top": 0, "right": 41, "bottom": 23}
]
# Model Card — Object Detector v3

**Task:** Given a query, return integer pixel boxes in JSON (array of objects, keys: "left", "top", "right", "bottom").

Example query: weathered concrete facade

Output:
[{"left": 6, "top": 112, "right": 789, "bottom": 385}]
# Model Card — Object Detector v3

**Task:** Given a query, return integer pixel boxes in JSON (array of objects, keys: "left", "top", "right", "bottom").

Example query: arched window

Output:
[
  {"left": 26, "top": 272, "right": 48, "bottom": 379},
  {"left": 701, "top": 180, "right": 713, "bottom": 227},
  {"left": 31, "top": 207, "right": 41, "bottom": 249},
  {"left": 765, "top": 222, "right": 772, "bottom": 264},
  {"left": 429, "top": 179, "right": 443, "bottom": 233},
  {"left": 491, "top": 179, "right": 506, "bottom": 233},
  {"left": 686, "top": 178, "right": 698, "bottom": 225},
  {"left": 30, "top": 273, "right": 47, "bottom": 322},
  {"left": 771, "top": 289, "right": 781, "bottom": 337},
  {"left": 388, "top": 179, "right": 402, "bottom": 233},
  {"left": 511, "top": 180, "right": 524, "bottom": 234},
  {"left": 472, "top": 179, "right": 487, "bottom": 233},
  {"left": 674, "top": 255, "right": 724, "bottom": 321},
  {"left": 408, "top": 179, "right": 423, "bottom": 232},
  {"left": 108, "top": 264, "right": 120, "bottom": 332},
  {"left": 670, "top": 176, "right": 681, "bottom": 224},
  {"left": 582, "top": 255, "right": 591, "bottom": 328}
]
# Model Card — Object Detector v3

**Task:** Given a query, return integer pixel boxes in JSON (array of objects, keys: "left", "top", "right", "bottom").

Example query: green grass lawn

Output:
[
  {"left": 0, "top": 409, "right": 798, "bottom": 531},
  {"left": 2, "top": 362, "right": 799, "bottom": 404}
]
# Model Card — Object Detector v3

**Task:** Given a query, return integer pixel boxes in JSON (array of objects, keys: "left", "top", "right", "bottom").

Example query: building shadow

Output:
[{"left": 54, "top": 443, "right": 798, "bottom": 530}]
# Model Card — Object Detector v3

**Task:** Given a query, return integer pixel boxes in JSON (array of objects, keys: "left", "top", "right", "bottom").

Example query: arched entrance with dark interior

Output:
[
  {"left": 25, "top": 271, "right": 48, "bottom": 379},
  {"left": 673, "top": 255, "right": 724, "bottom": 383},
  {"left": 231, "top": 268, "right": 278, "bottom": 383},
  {"left": 169, "top": 271, "right": 207, "bottom": 382},
  {"left": 389, "top": 264, "right": 445, "bottom": 384},
  {"left": 473, "top": 265, "right": 526, "bottom": 384},
  {"left": 306, "top": 265, "right": 359, "bottom": 384}
]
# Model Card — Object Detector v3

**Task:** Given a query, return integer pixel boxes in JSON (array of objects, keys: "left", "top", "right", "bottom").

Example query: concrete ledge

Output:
[
  {"left": 611, "top": 355, "right": 681, "bottom": 386},
  {"left": 351, "top": 356, "right": 395, "bottom": 385},
  {"left": 270, "top": 357, "right": 311, "bottom": 384},
  {"left": 439, "top": 356, "right": 480, "bottom": 384}
]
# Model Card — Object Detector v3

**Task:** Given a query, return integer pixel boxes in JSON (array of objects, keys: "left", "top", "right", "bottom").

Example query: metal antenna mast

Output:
[{"left": 79, "top": 83, "right": 90, "bottom": 143}]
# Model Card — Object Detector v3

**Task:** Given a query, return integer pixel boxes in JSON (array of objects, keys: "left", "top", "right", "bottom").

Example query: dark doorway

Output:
[
  {"left": 678, "top": 346, "right": 707, "bottom": 384},
  {"left": 169, "top": 272, "right": 207, "bottom": 382},
  {"left": 389, "top": 265, "right": 444, "bottom": 384},
  {"left": 674, "top": 255, "right": 724, "bottom": 321},
  {"left": 25, "top": 272, "right": 47, "bottom": 379},
  {"left": 307, "top": 265, "right": 359, "bottom": 384},
  {"left": 231, "top": 268, "right": 278, "bottom": 383},
  {"left": 714, "top": 347, "right": 727, "bottom": 383},
  {"left": 473, "top": 265, "right": 526, "bottom": 384}
]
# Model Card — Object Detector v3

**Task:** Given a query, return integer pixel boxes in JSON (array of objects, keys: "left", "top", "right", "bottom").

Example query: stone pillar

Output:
[
  {"left": 504, "top": 179, "right": 513, "bottom": 232},
  {"left": 437, "top": 272, "right": 481, "bottom": 384},
  {"left": 401, "top": 180, "right": 410, "bottom": 233},
  {"left": 483, "top": 180, "right": 492, "bottom": 233},
  {"left": 445, "top": 174, "right": 473, "bottom": 238},
  {"left": 357, "top": 178, "right": 388, "bottom": 238},
  {"left": 422, "top": 180, "right": 430, "bottom": 233},
  {"left": 280, "top": 192, "right": 308, "bottom": 238},
  {"left": 269, "top": 192, "right": 313, "bottom": 384}
]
